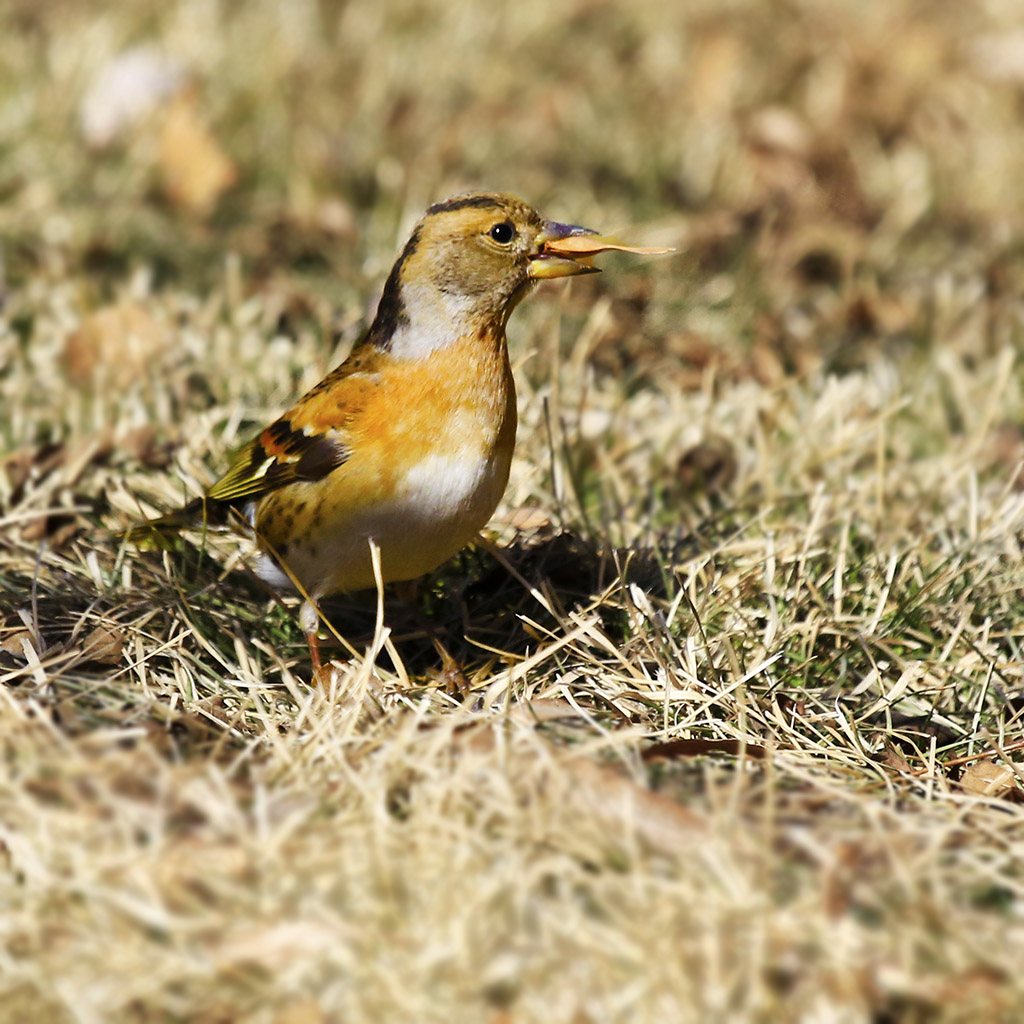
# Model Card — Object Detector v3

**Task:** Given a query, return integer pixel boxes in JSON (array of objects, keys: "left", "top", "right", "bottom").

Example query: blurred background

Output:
[{"left": 5, "top": 0, "right": 1024, "bottom": 438}]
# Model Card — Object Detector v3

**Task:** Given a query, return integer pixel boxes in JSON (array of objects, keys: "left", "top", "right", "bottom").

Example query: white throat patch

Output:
[{"left": 386, "top": 283, "right": 482, "bottom": 359}]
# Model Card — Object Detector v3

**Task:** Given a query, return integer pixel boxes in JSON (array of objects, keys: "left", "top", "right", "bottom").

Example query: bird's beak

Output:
[
  {"left": 528, "top": 220, "right": 674, "bottom": 279},
  {"left": 529, "top": 221, "right": 603, "bottom": 279}
]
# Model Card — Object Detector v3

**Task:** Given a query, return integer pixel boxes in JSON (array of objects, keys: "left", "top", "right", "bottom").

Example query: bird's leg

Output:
[
  {"left": 300, "top": 597, "right": 352, "bottom": 687},
  {"left": 300, "top": 598, "right": 324, "bottom": 675},
  {"left": 307, "top": 629, "right": 323, "bottom": 674}
]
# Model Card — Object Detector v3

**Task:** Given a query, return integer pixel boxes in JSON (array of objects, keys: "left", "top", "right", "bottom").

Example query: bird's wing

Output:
[
  {"left": 206, "top": 419, "right": 350, "bottom": 503},
  {"left": 206, "top": 355, "right": 382, "bottom": 504},
  {"left": 127, "top": 348, "right": 382, "bottom": 543}
]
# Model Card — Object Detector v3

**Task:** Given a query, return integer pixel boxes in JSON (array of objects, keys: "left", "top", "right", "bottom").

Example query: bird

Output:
[{"left": 131, "top": 191, "right": 668, "bottom": 672}]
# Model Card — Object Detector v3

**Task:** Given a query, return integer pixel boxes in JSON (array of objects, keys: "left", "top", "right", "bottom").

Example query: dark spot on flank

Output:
[{"left": 369, "top": 225, "right": 421, "bottom": 350}]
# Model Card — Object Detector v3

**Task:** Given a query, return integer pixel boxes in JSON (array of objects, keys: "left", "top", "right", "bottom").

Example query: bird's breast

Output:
[{"left": 397, "top": 452, "right": 503, "bottom": 520}]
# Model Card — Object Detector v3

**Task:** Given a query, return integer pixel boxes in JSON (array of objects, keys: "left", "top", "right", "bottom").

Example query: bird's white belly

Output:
[{"left": 256, "top": 450, "right": 511, "bottom": 595}]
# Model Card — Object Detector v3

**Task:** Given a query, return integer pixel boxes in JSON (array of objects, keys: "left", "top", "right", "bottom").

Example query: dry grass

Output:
[{"left": 3, "top": 0, "right": 1024, "bottom": 1020}]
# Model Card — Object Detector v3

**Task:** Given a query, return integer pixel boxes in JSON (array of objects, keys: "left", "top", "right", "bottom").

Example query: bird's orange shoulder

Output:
[{"left": 283, "top": 343, "right": 387, "bottom": 436}]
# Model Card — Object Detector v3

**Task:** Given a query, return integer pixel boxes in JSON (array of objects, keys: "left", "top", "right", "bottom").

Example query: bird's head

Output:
[{"left": 369, "top": 191, "right": 667, "bottom": 358}]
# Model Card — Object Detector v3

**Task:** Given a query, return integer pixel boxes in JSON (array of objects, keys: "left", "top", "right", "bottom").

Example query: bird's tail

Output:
[{"left": 123, "top": 497, "right": 229, "bottom": 547}]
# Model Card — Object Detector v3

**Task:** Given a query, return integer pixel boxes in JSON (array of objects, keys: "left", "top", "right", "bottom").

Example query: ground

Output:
[{"left": 1, "top": 1, "right": 1023, "bottom": 1021}]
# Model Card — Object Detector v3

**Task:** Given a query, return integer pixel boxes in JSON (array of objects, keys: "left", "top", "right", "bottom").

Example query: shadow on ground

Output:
[
  {"left": 0, "top": 528, "right": 691, "bottom": 686},
  {"left": 307, "top": 529, "right": 687, "bottom": 678}
]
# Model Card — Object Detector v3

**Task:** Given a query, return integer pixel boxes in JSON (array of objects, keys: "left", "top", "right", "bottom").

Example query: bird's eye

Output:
[{"left": 488, "top": 221, "right": 515, "bottom": 244}]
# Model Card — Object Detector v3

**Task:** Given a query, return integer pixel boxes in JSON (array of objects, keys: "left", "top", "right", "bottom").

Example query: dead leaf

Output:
[
  {"left": 959, "top": 760, "right": 1021, "bottom": 800},
  {"left": 158, "top": 92, "right": 236, "bottom": 216},
  {"left": 642, "top": 737, "right": 768, "bottom": 762},
  {"left": 500, "top": 507, "right": 554, "bottom": 531},
  {"left": 316, "top": 196, "right": 356, "bottom": 239},
  {"left": 749, "top": 341, "right": 786, "bottom": 385},
  {"left": 561, "top": 756, "right": 705, "bottom": 854},
  {"left": 2, "top": 444, "right": 67, "bottom": 499},
  {"left": 687, "top": 28, "right": 743, "bottom": 112},
  {"left": 20, "top": 514, "right": 79, "bottom": 548},
  {"left": 544, "top": 234, "right": 673, "bottom": 258},
  {"left": 119, "top": 425, "right": 175, "bottom": 468},
  {"left": 65, "top": 303, "right": 167, "bottom": 388},
  {"left": 676, "top": 436, "right": 737, "bottom": 497},
  {"left": 881, "top": 744, "right": 914, "bottom": 774},
  {"left": 747, "top": 105, "right": 812, "bottom": 159},
  {"left": 775, "top": 694, "right": 808, "bottom": 720},
  {"left": 0, "top": 629, "right": 36, "bottom": 660},
  {"left": 80, "top": 625, "right": 125, "bottom": 666},
  {"left": 79, "top": 46, "right": 185, "bottom": 147},
  {"left": 456, "top": 715, "right": 705, "bottom": 855}
]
